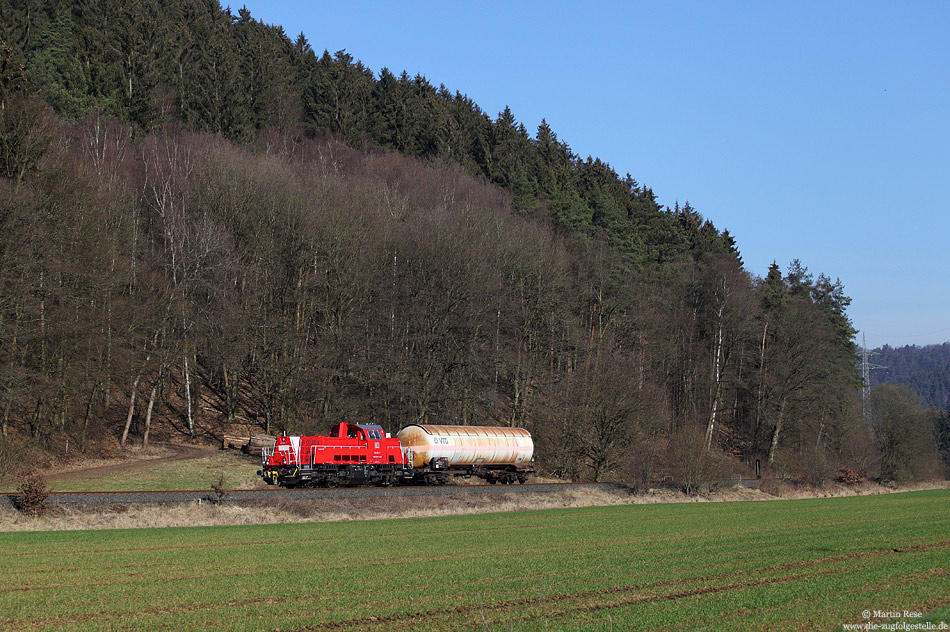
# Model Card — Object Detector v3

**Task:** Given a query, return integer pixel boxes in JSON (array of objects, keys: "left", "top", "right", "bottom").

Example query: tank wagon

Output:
[
  {"left": 398, "top": 424, "right": 533, "bottom": 485},
  {"left": 258, "top": 422, "right": 534, "bottom": 487}
]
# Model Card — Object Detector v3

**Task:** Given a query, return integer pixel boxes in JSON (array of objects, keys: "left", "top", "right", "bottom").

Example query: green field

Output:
[{"left": 1, "top": 489, "right": 948, "bottom": 631}]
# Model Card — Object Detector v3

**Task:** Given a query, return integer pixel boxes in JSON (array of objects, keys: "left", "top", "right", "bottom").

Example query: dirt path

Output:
[{"left": 46, "top": 444, "right": 218, "bottom": 482}]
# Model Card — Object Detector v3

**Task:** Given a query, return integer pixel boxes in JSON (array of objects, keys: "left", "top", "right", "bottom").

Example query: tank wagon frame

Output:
[{"left": 258, "top": 422, "right": 535, "bottom": 487}]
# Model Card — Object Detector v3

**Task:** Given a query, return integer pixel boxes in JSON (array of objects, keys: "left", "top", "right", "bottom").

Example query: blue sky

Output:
[{"left": 235, "top": 1, "right": 950, "bottom": 348}]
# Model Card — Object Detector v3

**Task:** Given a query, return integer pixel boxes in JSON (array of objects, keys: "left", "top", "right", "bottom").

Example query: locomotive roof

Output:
[{"left": 355, "top": 423, "right": 384, "bottom": 432}]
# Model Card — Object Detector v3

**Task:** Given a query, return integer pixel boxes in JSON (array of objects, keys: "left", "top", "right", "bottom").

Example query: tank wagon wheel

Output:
[{"left": 424, "top": 473, "right": 450, "bottom": 486}]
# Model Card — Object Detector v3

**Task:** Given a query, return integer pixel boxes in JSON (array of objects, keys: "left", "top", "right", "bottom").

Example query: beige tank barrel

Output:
[{"left": 396, "top": 424, "right": 533, "bottom": 469}]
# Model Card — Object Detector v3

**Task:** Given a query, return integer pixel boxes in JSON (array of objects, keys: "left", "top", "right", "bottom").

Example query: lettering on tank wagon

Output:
[{"left": 434, "top": 437, "right": 450, "bottom": 445}]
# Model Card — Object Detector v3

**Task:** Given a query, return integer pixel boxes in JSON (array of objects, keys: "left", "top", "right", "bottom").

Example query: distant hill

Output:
[{"left": 869, "top": 343, "right": 950, "bottom": 409}]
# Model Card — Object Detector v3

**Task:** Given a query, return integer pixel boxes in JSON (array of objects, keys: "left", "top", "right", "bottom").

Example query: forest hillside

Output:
[{"left": 1, "top": 0, "right": 945, "bottom": 484}]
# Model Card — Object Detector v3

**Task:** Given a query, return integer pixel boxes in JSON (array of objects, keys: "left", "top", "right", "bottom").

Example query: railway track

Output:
[{"left": 1, "top": 482, "right": 640, "bottom": 509}]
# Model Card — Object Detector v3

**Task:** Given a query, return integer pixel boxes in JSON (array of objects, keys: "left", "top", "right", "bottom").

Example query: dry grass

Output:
[
  {"left": 756, "top": 479, "right": 950, "bottom": 499},
  {"left": 2, "top": 479, "right": 947, "bottom": 533}
]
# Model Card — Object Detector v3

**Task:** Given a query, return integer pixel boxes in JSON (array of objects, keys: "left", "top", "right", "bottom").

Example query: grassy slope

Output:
[
  {"left": 1, "top": 450, "right": 265, "bottom": 493},
  {"left": 0, "top": 489, "right": 947, "bottom": 631}
]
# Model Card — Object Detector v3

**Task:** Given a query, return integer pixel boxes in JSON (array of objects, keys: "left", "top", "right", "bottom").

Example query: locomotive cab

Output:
[{"left": 328, "top": 422, "right": 364, "bottom": 440}]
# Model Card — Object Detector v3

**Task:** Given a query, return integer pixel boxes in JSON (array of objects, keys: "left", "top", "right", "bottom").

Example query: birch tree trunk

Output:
[
  {"left": 705, "top": 302, "right": 725, "bottom": 451},
  {"left": 184, "top": 354, "right": 194, "bottom": 438},
  {"left": 767, "top": 396, "right": 788, "bottom": 466},
  {"left": 143, "top": 380, "right": 159, "bottom": 450},
  {"left": 120, "top": 375, "right": 141, "bottom": 447},
  {"left": 754, "top": 318, "right": 769, "bottom": 452}
]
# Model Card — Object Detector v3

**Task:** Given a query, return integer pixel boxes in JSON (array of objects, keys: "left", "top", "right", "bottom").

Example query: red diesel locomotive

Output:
[{"left": 258, "top": 422, "right": 535, "bottom": 487}]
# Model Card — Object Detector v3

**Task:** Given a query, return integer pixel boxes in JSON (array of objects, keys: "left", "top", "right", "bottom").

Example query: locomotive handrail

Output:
[{"left": 261, "top": 446, "right": 274, "bottom": 465}]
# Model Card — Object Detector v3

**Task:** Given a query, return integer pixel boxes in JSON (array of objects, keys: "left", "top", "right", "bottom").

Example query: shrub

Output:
[
  {"left": 835, "top": 466, "right": 867, "bottom": 486},
  {"left": 0, "top": 437, "right": 48, "bottom": 487},
  {"left": 758, "top": 479, "right": 797, "bottom": 497},
  {"left": 210, "top": 473, "right": 230, "bottom": 502},
  {"left": 620, "top": 438, "right": 659, "bottom": 493},
  {"left": 797, "top": 447, "right": 836, "bottom": 486},
  {"left": 666, "top": 427, "right": 735, "bottom": 496},
  {"left": 16, "top": 471, "right": 51, "bottom": 515},
  {"left": 97, "top": 434, "right": 121, "bottom": 458}
]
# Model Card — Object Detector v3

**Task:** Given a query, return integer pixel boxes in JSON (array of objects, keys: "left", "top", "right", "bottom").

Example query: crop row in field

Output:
[{"left": 1, "top": 489, "right": 947, "bottom": 631}]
